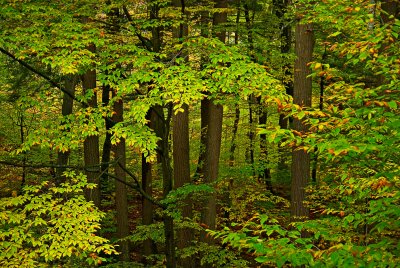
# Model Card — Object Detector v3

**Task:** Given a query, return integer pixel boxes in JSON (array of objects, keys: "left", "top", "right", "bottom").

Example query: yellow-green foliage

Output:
[{"left": 0, "top": 171, "right": 117, "bottom": 267}]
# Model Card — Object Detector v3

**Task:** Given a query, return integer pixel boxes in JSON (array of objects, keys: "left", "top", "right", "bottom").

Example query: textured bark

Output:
[
  {"left": 112, "top": 95, "right": 130, "bottom": 261},
  {"left": 200, "top": 0, "right": 227, "bottom": 244},
  {"left": 56, "top": 76, "right": 76, "bottom": 185},
  {"left": 82, "top": 46, "right": 101, "bottom": 207},
  {"left": 172, "top": 1, "right": 193, "bottom": 266},
  {"left": 291, "top": 19, "right": 314, "bottom": 218},
  {"left": 173, "top": 103, "right": 193, "bottom": 266}
]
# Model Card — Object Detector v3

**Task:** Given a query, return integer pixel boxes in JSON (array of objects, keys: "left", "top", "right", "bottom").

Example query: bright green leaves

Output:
[{"left": 0, "top": 171, "right": 117, "bottom": 267}]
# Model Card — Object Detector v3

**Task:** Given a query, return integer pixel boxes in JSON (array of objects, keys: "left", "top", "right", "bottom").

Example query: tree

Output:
[
  {"left": 171, "top": 0, "right": 194, "bottom": 267},
  {"left": 291, "top": 5, "right": 314, "bottom": 218},
  {"left": 82, "top": 44, "right": 101, "bottom": 207},
  {"left": 200, "top": 0, "right": 228, "bottom": 243}
]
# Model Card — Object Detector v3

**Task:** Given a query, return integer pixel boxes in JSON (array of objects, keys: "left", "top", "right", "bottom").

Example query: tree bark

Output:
[
  {"left": 101, "top": 83, "right": 112, "bottom": 197},
  {"left": 112, "top": 94, "right": 130, "bottom": 261},
  {"left": 258, "top": 102, "right": 273, "bottom": 192},
  {"left": 82, "top": 44, "right": 101, "bottom": 208},
  {"left": 171, "top": 1, "right": 194, "bottom": 266},
  {"left": 291, "top": 16, "right": 314, "bottom": 218},
  {"left": 200, "top": 0, "right": 227, "bottom": 244},
  {"left": 56, "top": 75, "right": 76, "bottom": 185}
]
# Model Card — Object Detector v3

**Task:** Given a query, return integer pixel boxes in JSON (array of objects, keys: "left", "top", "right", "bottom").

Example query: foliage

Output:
[
  {"left": 213, "top": 0, "right": 400, "bottom": 267},
  {"left": 0, "top": 171, "right": 117, "bottom": 267}
]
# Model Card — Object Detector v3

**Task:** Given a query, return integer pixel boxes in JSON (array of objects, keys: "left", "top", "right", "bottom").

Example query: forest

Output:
[{"left": 0, "top": 0, "right": 399, "bottom": 267}]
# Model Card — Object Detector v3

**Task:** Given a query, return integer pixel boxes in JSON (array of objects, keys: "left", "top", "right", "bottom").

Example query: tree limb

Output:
[{"left": 0, "top": 47, "right": 82, "bottom": 106}]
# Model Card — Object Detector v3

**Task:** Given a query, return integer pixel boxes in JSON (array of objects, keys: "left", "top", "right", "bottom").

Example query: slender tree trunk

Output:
[
  {"left": 156, "top": 105, "right": 176, "bottom": 268},
  {"left": 101, "top": 83, "right": 112, "bottom": 196},
  {"left": 101, "top": 4, "right": 119, "bottom": 197},
  {"left": 200, "top": 0, "right": 227, "bottom": 244},
  {"left": 18, "top": 113, "right": 26, "bottom": 192},
  {"left": 141, "top": 152, "right": 153, "bottom": 257},
  {"left": 291, "top": 14, "right": 314, "bottom": 218},
  {"left": 311, "top": 48, "right": 326, "bottom": 183},
  {"left": 195, "top": 10, "right": 210, "bottom": 179},
  {"left": 56, "top": 75, "right": 76, "bottom": 185},
  {"left": 244, "top": 3, "right": 256, "bottom": 173},
  {"left": 228, "top": 105, "right": 240, "bottom": 166},
  {"left": 195, "top": 99, "right": 209, "bottom": 178},
  {"left": 112, "top": 93, "right": 130, "bottom": 261},
  {"left": 258, "top": 101, "right": 273, "bottom": 192},
  {"left": 147, "top": 2, "right": 175, "bottom": 267},
  {"left": 275, "top": 0, "right": 293, "bottom": 187},
  {"left": 82, "top": 44, "right": 101, "bottom": 207}
]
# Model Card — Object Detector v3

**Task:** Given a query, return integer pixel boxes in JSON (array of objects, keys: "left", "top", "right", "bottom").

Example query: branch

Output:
[
  {"left": 0, "top": 47, "right": 83, "bottom": 106},
  {"left": 122, "top": 5, "right": 154, "bottom": 52},
  {"left": 116, "top": 161, "right": 164, "bottom": 208},
  {"left": 0, "top": 159, "right": 119, "bottom": 172}
]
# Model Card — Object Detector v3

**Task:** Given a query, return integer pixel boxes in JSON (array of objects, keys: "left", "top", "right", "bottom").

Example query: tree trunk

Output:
[
  {"left": 171, "top": 1, "right": 193, "bottom": 266},
  {"left": 258, "top": 102, "right": 273, "bottom": 193},
  {"left": 158, "top": 105, "right": 176, "bottom": 268},
  {"left": 381, "top": 0, "right": 398, "bottom": 24},
  {"left": 56, "top": 75, "right": 76, "bottom": 185},
  {"left": 112, "top": 94, "right": 130, "bottom": 261},
  {"left": 200, "top": 0, "right": 227, "bottom": 243},
  {"left": 244, "top": 3, "right": 256, "bottom": 173},
  {"left": 173, "top": 104, "right": 193, "bottom": 266},
  {"left": 228, "top": 105, "right": 240, "bottom": 166},
  {"left": 101, "top": 83, "right": 112, "bottom": 197},
  {"left": 275, "top": 0, "right": 293, "bottom": 188},
  {"left": 291, "top": 16, "right": 314, "bottom": 218},
  {"left": 82, "top": 45, "right": 101, "bottom": 207}
]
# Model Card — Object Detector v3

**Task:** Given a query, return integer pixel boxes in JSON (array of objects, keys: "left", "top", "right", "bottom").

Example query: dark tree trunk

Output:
[
  {"left": 195, "top": 10, "right": 210, "bottom": 180},
  {"left": 173, "top": 104, "right": 193, "bottom": 267},
  {"left": 18, "top": 113, "right": 26, "bottom": 192},
  {"left": 200, "top": 0, "right": 227, "bottom": 244},
  {"left": 157, "top": 105, "right": 176, "bottom": 268},
  {"left": 56, "top": 75, "right": 76, "bottom": 185},
  {"left": 141, "top": 153, "right": 153, "bottom": 257},
  {"left": 82, "top": 45, "right": 101, "bottom": 207},
  {"left": 228, "top": 105, "right": 240, "bottom": 166},
  {"left": 381, "top": 0, "right": 398, "bottom": 24},
  {"left": 244, "top": 3, "right": 256, "bottom": 173},
  {"left": 275, "top": 0, "right": 293, "bottom": 186},
  {"left": 101, "top": 83, "right": 112, "bottom": 196},
  {"left": 171, "top": 1, "right": 193, "bottom": 266},
  {"left": 112, "top": 94, "right": 130, "bottom": 261},
  {"left": 311, "top": 48, "right": 326, "bottom": 183},
  {"left": 291, "top": 17, "right": 314, "bottom": 218},
  {"left": 195, "top": 98, "right": 208, "bottom": 179},
  {"left": 258, "top": 101, "right": 273, "bottom": 193}
]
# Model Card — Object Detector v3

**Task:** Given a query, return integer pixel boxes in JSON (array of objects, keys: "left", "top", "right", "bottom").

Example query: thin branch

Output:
[
  {"left": 0, "top": 159, "right": 119, "bottom": 172},
  {"left": 0, "top": 47, "right": 83, "bottom": 106},
  {"left": 122, "top": 5, "right": 154, "bottom": 52},
  {"left": 115, "top": 161, "right": 165, "bottom": 208}
]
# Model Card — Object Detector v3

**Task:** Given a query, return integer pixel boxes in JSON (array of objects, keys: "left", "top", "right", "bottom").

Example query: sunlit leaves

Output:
[{"left": 0, "top": 172, "right": 117, "bottom": 267}]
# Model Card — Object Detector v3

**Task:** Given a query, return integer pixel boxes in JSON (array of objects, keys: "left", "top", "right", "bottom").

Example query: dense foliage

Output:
[{"left": 0, "top": 0, "right": 398, "bottom": 267}]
